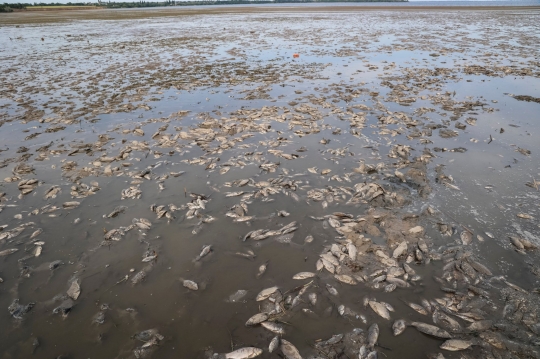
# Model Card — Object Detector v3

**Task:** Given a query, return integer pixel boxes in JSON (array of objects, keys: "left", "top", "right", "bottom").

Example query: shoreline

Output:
[{"left": 1, "top": 4, "right": 540, "bottom": 24}]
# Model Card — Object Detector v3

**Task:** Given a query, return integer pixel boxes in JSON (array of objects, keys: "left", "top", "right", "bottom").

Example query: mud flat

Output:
[{"left": 0, "top": 6, "right": 540, "bottom": 359}]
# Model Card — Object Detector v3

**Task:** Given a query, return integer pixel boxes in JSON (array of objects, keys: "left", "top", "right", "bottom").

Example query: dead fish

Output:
[
  {"left": 30, "top": 228, "right": 43, "bottom": 239},
  {"left": 368, "top": 301, "right": 390, "bottom": 320},
  {"left": 509, "top": 236, "right": 525, "bottom": 251},
  {"left": 0, "top": 248, "right": 18, "bottom": 256},
  {"left": 257, "top": 261, "right": 268, "bottom": 278},
  {"left": 280, "top": 339, "right": 302, "bottom": 359},
  {"left": 467, "top": 260, "right": 492, "bottom": 276},
  {"left": 269, "top": 336, "right": 280, "bottom": 353},
  {"left": 403, "top": 263, "right": 416, "bottom": 275},
  {"left": 107, "top": 206, "right": 127, "bottom": 218},
  {"left": 367, "top": 323, "right": 379, "bottom": 349},
  {"left": 227, "top": 289, "right": 248, "bottom": 303},
  {"left": 183, "top": 280, "right": 198, "bottom": 291},
  {"left": 467, "top": 320, "right": 492, "bottom": 331},
  {"left": 33, "top": 245, "right": 43, "bottom": 257},
  {"left": 256, "top": 286, "right": 278, "bottom": 301},
  {"left": 403, "top": 301, "right": 428, "bottom": 315},
  {"left": 411, "top": 322, "right": 452, "bottom": 338},
  {"left": 516, "top": 213, "right": 533, "bottom": 220},
  {"left": 44, "top": 186, "right": 61, "bottom": 199},
  {"left": 225, "top": 347, "right": 263, "bottom": 359},
  {"left": 293, "top": 272, "right": 316, "bottom": 280},
  {"left": 261, "top": 321, "right": 285, "bottom": 335},
  {"left": 392, "top": 241, "right": 408, "bottom": 258},
  {"left": 366, "top": 352, "right": 377, "bottom": 359},
  {"left": 433, "top": 310, "right": 462, "bottom": 333},
  {"left": 235, "top": 251, "right": 256, "bottom": 260},
  {"left": 234, "top": 216, "right": 255, "bottom": 223},
  {"left": 386, "top": 277, "right": 409, "bottom": 288},
  {"left": 67, "top": 280, "right": 81, "bottom": 300},
  {"left": 421, "top": 299, "right": 432, "bottom": 313},
  {"left": 245, "top": 313, "right": 269, "bottom": 326},
  {"left": 460, "top": 231, "right": 472, "bottom": 245},
  {"left": 346, "top": 242, "right": 357, "bottom": 260},
  {"left": 335, "top": 274, "right": 357, "bottom": 285},
  {"left": 63, "top": 201, "right": 80, "bottom": 209},
  {"left": 440, "top": 339, "right": 472, "bottom": 351},
  {"left": 195, "top": 245, "right": 212, "bottom": 261},
  {"left": 308, "top": 293, "right": 317, "bottom": 305},
  {"left": 382, "top": 302, "right": 395, "bottom": 312},
  {"left": 326, "top": 284, "right": 338, "bottom": 296},
  {"left": 359, "top": 346, "right": 368, "bottom": 359},
  {"left": 393, "top": 319, "right": 407, "bottom": 336},
  {"left": 142, "top": 250, "right": 157, "bottom": 262}
]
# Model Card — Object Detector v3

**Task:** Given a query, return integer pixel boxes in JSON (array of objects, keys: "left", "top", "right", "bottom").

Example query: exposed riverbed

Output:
[{"left": 1, "top": 6, "right": 540, "bottom": 359}]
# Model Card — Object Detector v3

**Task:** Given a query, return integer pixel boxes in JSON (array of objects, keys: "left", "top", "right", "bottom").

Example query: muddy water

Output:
[{"left": 1, "top": 7, "right": 540, "bottom": 359}]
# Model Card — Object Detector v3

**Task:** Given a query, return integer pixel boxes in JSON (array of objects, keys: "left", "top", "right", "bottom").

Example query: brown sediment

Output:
[{"left": 1, "top": 4, "right": 540, "bottom": 24}]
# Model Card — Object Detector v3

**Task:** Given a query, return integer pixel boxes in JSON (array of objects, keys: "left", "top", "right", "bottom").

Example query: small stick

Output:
[
  {"left": 488, "top": 135, "right": 493, "bottom": 144},
  {"left": 226, "top": 327, "right": 234, "bottom": 352},
  {"left": 376, "top": 342, "right": 392, "bottom": 351},
  {"left": 440, "top": 209, "right": 473, "bottom": 235}
]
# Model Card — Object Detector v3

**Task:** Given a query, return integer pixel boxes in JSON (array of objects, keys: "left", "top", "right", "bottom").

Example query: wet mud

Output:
[{"left": 1, "top": 6, "right": 540, "bottom": 359}]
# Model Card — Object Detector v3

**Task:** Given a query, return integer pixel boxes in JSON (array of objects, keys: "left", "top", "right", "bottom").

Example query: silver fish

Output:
[
  {"left": 280, "top": 339, "right": 302, "bottom": 359},
  {"left": 227, "top": 290, "right": 248, "bottom": 303},
  {"left": 245, "top": 313, "right": 268, "bottom": 326},
  {"left": 392, "top": 319, "right": 407, "bottom": 336},
  {"left": 261, "top": 321, "right": 285, "bottom": 335},
  {"left": 269, "top": 336, "right": 280, "bottom": 353},
  {"left": 367, "top": 323, "right": 379, "bottom": 349},
  {"left": 335, "top": 274, "right": 357, "bottom": 285},
  {"left": 440, "top": 339, "right": 472, "bottom": 351},
  {"left": 183, "top": 280, "right": 198, "bottom": 291},
  {"left": 293, "top": 272, "right": 316, "bottom": 280},
  {"left": 225, "top": 347, "right": 263, "bottom": 359},
  {"left": 308, "top": 293, "right": 317, "bottom": 306},
  {"left": 460, "top": 231, "right": 473, "bottom": 245},
  {"left": 256, "top": 286, "right": 278, "bottom": 301},
  {"left": 326, "top": 284, "right": 338, "bottom": 296},
  {"left": 411, "top": 322, "right": 452, "bottom": 338},
  {"left": 369, "top": 301, "right": 390, "bottom": 320},
  {"left": 256, "top": 261, "right": 268, "bottom": 278},
  {"left": 0, "top": 248, "right": 18, "bottom": 256},
  {"left": 404, "top": 301, "right": 428, "bottom": 315},
  {"left": 392, "top": 241, "right": 408, "bottom": 258},
  {"left": 195, "top": 245, "right": 212, "bottom": 261}
]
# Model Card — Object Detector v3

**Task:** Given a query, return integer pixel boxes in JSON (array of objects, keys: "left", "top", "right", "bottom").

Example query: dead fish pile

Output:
[
  {"left": 243, "top": 221, "right": 298, "bottom": 242},
  {"left": 1, "top": 11, "right": 540, "bottom": 359}
]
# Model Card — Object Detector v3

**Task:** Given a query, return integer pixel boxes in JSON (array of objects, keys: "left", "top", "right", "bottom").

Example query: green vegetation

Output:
[
  {"left": 1, "top": 2, "right": 100, "bottom": 11},
  {"left": 1, "top": 2, "right": 27, "bottom": 11}
]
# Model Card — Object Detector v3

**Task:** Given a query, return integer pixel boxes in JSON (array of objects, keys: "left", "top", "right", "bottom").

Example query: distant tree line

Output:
[
  {"left": 0, "top": 2, "right": 96, "bottom": 11},
  {"left": 0, "top": 0, "right": 405, "bottom": 12},
  {"left": 105, "top": 0, "right": 406, "bottom": 8},
  {"left": 1, "top": 2, "right": 27, "bottom": 11}
]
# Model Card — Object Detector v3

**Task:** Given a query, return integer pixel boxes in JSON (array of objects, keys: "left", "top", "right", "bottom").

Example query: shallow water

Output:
[{"left": 1, "top": 7, "right": 540, "bottom": 359}]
